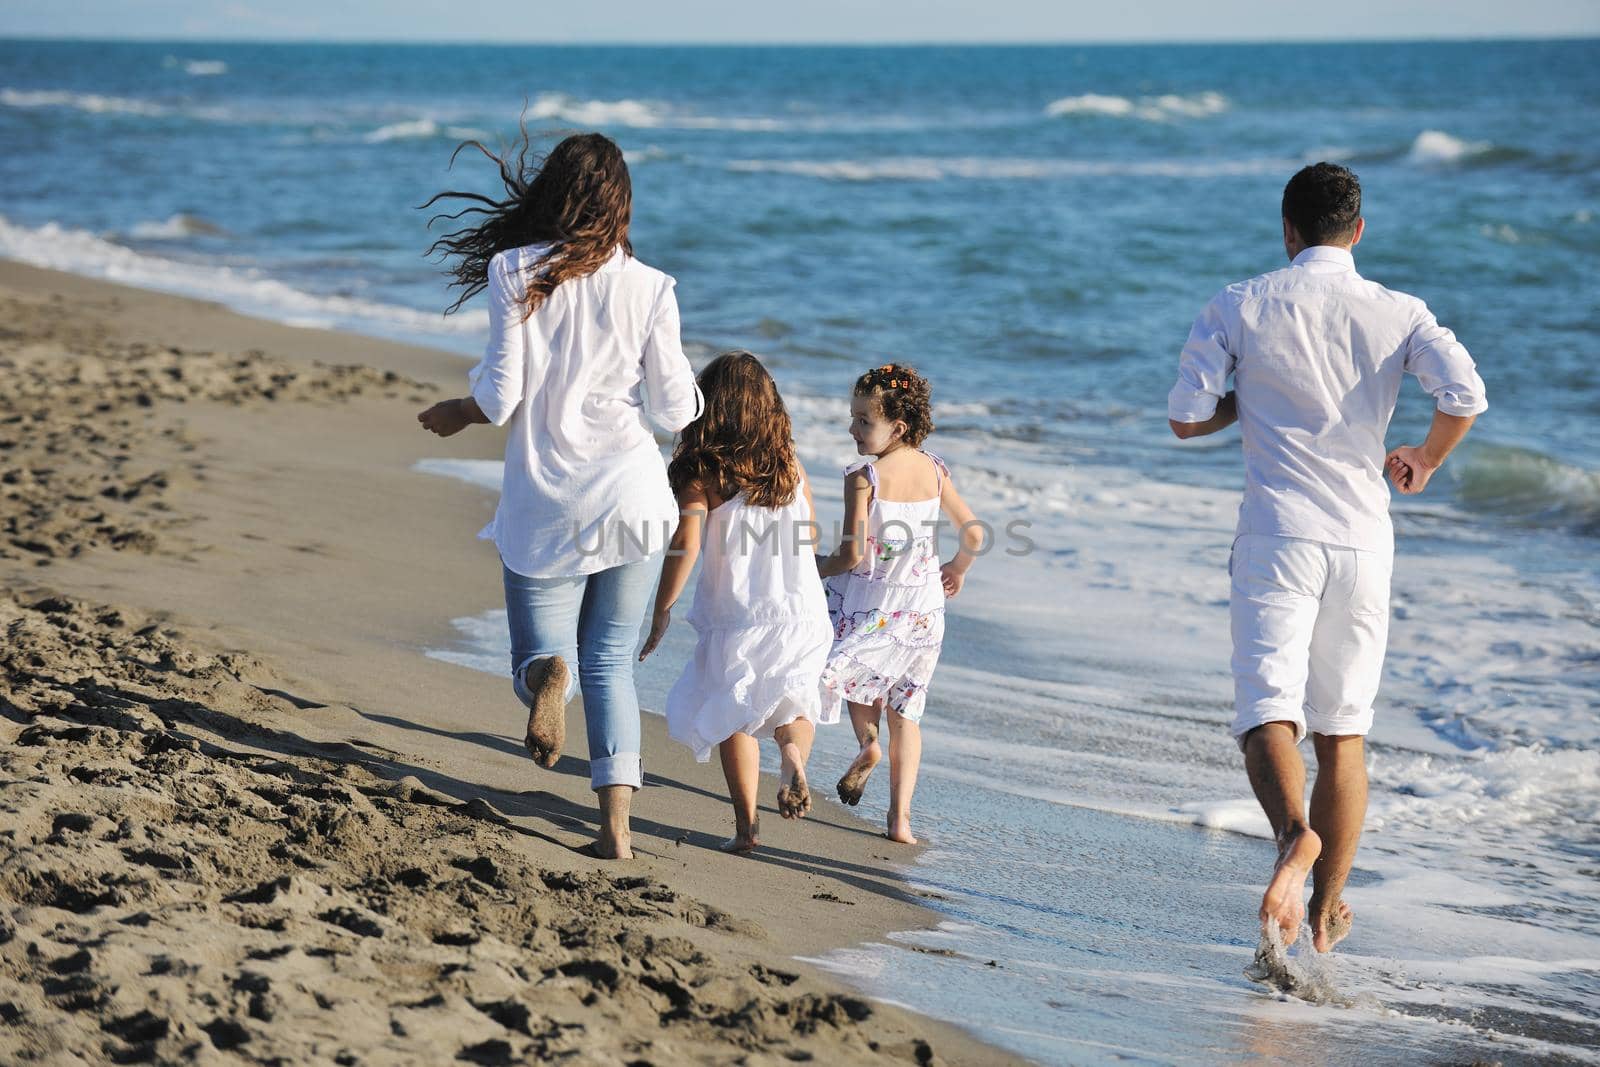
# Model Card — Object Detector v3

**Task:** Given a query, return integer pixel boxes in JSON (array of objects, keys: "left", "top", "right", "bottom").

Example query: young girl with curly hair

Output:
[
  {"left": 817, "top": 363, "right": 982, "bottom": 844},
  {"left": 641, "top": 351, "right": 838, "bottom": 853}
]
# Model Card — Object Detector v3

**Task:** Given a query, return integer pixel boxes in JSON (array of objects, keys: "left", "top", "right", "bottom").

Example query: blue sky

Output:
[{"left": 3, "top": 1, "right": 1597, "bottom": 43}]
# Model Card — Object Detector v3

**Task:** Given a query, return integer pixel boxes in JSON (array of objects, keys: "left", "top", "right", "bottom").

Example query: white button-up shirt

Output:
[
  {"left": 1168, "top": 245, "right": 1488, "bottom": 553},
  {"left": 469, "top": 244, "right": 703, "bottom": 578}
]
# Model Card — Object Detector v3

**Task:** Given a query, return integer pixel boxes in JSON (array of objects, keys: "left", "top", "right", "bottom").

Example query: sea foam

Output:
[
  {"left": 1045, "top": 91, "right": 1229, "bottom": 122},
  {"left": 522, "top": 92, "right": 787, "bottom": 131},
  {"left": 363, "top": 118, "right": 490, "bottom": 143},
  {"left": 1406, "top": 129, "right": 1493, "bottom": 165},
  {"left": 127, "top": 213, "right": 226, "bottom": 240},
  {"left": 0, "top": 215, "right": 484, "bottom": 343},
  {"left": 413, "top": 458, "right": 503, "bottom": 493},
  {"left": 728, "top": 155, "right": 1296, "bottom": 183},
  {"left": 1, "top": 87, "right": 167, "bottom": 116},
  {"left": 1449, "top": 443, "right": 1600, "bottom": 534},
  {"left": 162, "top": 55, "right": 228, "bottom": 76}
]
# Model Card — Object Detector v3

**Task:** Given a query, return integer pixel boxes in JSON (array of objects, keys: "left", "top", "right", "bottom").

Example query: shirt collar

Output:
[{"left": 1292, "top": 245, "right": 1356, "bottom": 271}]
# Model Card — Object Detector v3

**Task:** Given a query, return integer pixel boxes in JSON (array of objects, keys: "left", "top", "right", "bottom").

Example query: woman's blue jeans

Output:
[{"left": 502, "top": 552, "right": 661, "bottom": 790}]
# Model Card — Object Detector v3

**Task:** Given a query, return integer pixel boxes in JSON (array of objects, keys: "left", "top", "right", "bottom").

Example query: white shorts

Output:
[{"left": 1229, "top": 534, "right": 1391, "bottom": 748}]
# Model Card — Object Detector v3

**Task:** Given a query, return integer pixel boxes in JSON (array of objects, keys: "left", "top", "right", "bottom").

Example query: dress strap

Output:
[
  {"left": 843, "top": 458, "right": 878, "bottom": 490},
  {"left": 921, "top": 450, "right": 948, "bottom": 494}
]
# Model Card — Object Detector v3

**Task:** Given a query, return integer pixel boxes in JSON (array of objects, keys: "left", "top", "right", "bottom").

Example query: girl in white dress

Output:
[
  {"left": 641, "top": 351, "right": 838, "bottom": 853},
  {"left": 818, "top": 364, "right": 983, "bottom": 845}
]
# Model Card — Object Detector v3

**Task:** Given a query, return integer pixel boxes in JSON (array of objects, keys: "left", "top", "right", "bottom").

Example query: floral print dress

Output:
[{"left": 820, "top": 451, "right": 947, "bottom": 722}]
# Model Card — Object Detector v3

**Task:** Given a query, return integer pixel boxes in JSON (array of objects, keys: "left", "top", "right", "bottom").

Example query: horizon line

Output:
[{"left": 2, "top": 32, "right": 1597, "bottom": 48}]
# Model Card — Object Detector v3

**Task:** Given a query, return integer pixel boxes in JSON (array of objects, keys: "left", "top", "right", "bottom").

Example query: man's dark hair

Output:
[{"left": 1281, "top": 163, "right": 1362, "bottom": 246}]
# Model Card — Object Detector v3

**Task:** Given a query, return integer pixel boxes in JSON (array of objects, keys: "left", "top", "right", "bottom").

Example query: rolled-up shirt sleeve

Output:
[
  {"left": 467, "top": 252, "right": 526, "bottom": 427},
  {"left": 640, "top": 279, "right": 703, "bottom": 433},
  {"left": 1168, "top": 292, "right": 1236, "bottom": 423},
  {"left": 1404, "top": 304, "right": 1488, "bottom": 417}
]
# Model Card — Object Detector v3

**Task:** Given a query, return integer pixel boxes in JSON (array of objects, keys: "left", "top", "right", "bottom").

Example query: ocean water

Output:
[{"left": 4, "top": 38, "right": 1598, "bottom": 1064}]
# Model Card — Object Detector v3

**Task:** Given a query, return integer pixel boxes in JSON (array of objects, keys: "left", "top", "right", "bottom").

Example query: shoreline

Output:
[
  {"left": 8, "top": 252, "right": 1595, "bottom": 1064},
  {"left": 0, "top": 259, "right": 1020, "bottom": 1065}
]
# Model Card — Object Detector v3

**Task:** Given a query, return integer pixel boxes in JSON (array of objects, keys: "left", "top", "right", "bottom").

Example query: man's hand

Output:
[
  {"left": 1169, "top": 392, "right": 1238, "bottom": 440},
  {"left": 417, "top": 398, "right": 471, "bottom": 437},
  {"left": 1385, "top": 445, "right": 1439, "bottom": 495},
  {"left": 639, "top": 606, "right": 671, "bottom": 660},
  {"left": 1387, "top": 411, "right": 1476, "bottom": 496},
  {"left": 940, "top": 562, "right": 966, "bottom": 599}
]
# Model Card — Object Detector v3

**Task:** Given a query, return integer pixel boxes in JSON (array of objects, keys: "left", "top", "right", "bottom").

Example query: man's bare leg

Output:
[
  {"left": 1308, "top": 733, "right": 1366, "bottom": 952},
  {"left": 1244, "top": 722, "right": 1322, "bottom": 946}
]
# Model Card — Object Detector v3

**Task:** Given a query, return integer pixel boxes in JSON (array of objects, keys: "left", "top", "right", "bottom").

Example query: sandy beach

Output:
[{"left": 0, "top": 260, "right": 1018, "bottom": 1066}]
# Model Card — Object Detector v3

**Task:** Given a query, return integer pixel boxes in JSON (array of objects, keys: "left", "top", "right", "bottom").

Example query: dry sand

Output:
[{"left": 0, "top": 263, "right": 1017, "bottom": 1065}]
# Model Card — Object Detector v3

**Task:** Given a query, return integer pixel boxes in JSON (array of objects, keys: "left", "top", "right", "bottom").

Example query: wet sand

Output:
[{"left": 0, "top": 261, "right": 1017, "bottom": 1065}]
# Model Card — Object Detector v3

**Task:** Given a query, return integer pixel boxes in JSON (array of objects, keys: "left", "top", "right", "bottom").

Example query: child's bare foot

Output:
[
  {"left": 836, "top": 726, "right": 880, "bottom": 806},
  {"left": 885, "top": 815, "right": 918, "bottom": 845},
  {"left": 521, "top": 655, "right": 568, "bottom": 770},
  {"left": 721, "top": 816, "right": 760, "bottom": 854},
  {"left": 1261, "top": 827, "right": 1321, "bottom": 947},
  {"left": 777, "top": 741, "right": 812, "bottom": 819},
  {"left": 1309, "top": 893, "right": 1354, "bottom": 953}
]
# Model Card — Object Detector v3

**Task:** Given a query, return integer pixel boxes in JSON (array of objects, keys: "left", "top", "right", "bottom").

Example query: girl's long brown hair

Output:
[
  {"left": 669, "top": 351, "right": 800, "bottom": 509},
  {"left": 422, "top": 125, "right": 633, "bottom": 319}
]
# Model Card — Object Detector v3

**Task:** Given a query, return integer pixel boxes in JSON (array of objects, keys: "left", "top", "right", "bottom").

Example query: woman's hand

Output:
[
  {"left": 417, "top": 398, "right": 471, "bottom": 437},
  {"left": 639, "top": 606, "right": 671, "bottom": 660}
]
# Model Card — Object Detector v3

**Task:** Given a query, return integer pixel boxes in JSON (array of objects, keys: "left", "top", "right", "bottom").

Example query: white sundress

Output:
[
  {"left": 821, "top": 450, "right": 948, "bottom": 722},
  {"left": 665, "top": 481, "right": 839, "bottom": 763}
]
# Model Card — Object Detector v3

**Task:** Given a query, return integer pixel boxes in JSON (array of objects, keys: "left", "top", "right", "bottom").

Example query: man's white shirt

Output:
[{"left": 1169, "top": 245, "right": 1487, "bottom": 553}]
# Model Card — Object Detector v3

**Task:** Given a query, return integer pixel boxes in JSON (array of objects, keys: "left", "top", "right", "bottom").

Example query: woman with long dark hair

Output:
[{"left": 417, "top": 130, "right": 701, "bottom": 859}]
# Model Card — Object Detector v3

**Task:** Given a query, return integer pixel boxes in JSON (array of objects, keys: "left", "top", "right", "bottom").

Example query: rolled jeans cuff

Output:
[{"left": 590, "top": 753, "right": 642, "bottom": 791}]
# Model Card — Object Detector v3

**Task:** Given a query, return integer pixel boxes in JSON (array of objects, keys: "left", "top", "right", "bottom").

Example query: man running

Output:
[{"left": 1167, "top": 162, "right": 1488, "bottom": 952}]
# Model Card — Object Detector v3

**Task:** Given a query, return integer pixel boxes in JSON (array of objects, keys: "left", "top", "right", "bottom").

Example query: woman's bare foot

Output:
[
  {"left": 721, "top": 816, "right": 760, "bottom": 854},
  {"left": 590, "top": 786, "right": 632, "bottom": 859},
  {"left": 521, "top": 655, "right": 568, "bottom": 770},
  {"left": 578, "top": 833, "right": 633, "bottom": 861},
  {"left": 777, "top": 741, "right": 812, "bottom": 819},
  {"left": 1261, "top": 827, "right": 1322, "bottom": 946},
  {"left": 836, "top": 727, "right": 881, "bottom": 806},
  {"left": 1309, "top": 894, "right": 1354, "bottom": 953}
]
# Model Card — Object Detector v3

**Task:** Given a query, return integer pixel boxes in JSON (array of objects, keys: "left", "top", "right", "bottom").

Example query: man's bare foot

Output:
[
  {"left": 777, "top": 742, "right": 812, "bottom": 819},
  {"left": 522, "top": 655, "right": 568, "bottom": 770},
  {"left": 1309, "top": 894, "right": 1354, "bottom": 953},
  {"left": 1244, "top": 930, "right": 1299, "bottom": 994},
  {"left": 721, "top": 817, "right": 759, "bottom": 854},
  {"left": 836, "top": 727, "right": 881, "bottom": 806},
  {"left": 1261, "top": 827, "right": 1322, "bottom": 946},
  {"left": 885, "top": 816, "right": 917, "bottom": 845}
]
